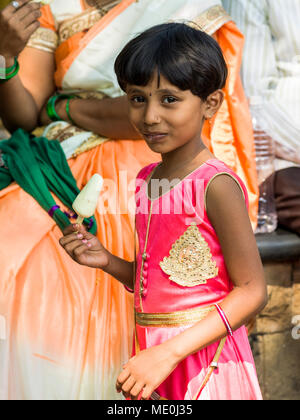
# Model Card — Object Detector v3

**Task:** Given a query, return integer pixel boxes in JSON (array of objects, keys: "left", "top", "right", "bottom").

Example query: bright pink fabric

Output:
[{"left": 133, "top": 159, "right": 263, "bottom": 400}]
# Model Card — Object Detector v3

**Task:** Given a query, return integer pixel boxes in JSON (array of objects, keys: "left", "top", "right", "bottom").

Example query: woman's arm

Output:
[
  {"left": 1, "top": 47, "right": 56, "bottom": 132},
  {"left": 0, "top": 1, "right": 141, "bottom": 139},
  {"left": 47, "top": 96, "right": 143, "bottom": 140},
  {"left": 116, "top": 174, "right": 267, "bottom": 400},
  {"left": 0, "top": 0, "right": 56, "bottom": 132}
]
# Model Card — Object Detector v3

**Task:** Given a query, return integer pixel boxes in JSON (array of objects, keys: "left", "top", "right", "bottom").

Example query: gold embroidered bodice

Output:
[{"left": 159, "top": 223, "right": 219, "bottom": 288}]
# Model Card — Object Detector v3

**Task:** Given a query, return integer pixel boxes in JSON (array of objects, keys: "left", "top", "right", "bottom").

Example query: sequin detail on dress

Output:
[{"left": 159, "top": 223, "right": 218, "bottom": 287}]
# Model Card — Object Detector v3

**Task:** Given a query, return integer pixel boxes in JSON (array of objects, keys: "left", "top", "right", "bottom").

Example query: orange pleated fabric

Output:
[
  {"left": 202, "top": 21, "right": 258, "bottom": 227},
  {"left": 0, "top": 11, "right": 258, "bottom": 400}
]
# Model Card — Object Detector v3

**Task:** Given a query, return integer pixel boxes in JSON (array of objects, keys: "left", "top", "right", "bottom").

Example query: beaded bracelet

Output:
[
  {"left": 214, "top": 303, "right": 233, "bottom": 336},
  {"left": 0, "top": 58, "right": 20, "bottom": 83}
]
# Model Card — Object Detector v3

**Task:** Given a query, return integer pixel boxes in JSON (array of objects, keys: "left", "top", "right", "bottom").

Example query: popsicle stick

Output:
[{"left": 76, "top": 215, "right": 84, "bottom": 225}]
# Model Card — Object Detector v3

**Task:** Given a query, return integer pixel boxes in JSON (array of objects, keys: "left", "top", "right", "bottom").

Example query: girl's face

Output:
[{"left": 126, "top": 73, "right": 208, "bottom": 155}]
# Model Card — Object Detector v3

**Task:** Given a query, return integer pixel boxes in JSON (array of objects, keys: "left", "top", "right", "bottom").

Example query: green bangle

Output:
[
  {"left": 46, "top": 94, "right": 74, "bottom": 122},
  {"left": 0, "top": 58, "right": 19, "bottom": 82},
  {"left": 46, "top": 95, "right": 61, "bottom": 121},
  {"left": 66, "top": 98, "right": 75, "bottom": 125}
]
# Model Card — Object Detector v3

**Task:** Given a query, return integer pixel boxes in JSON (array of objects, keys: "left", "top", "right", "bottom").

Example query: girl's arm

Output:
[
  {"left": 116, "top": 174, "right": 267, "bottom": 400},
  {"left": 59, "top": 224, "right": 134, "bottom": 291},
  {"left": 164, "top": 174, "right": 267, "bottom": 359}
]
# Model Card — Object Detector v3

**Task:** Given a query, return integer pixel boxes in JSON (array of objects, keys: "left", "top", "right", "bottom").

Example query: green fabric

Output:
[{"left": 0, "top": 129, "right": 97, "bottom": 233}]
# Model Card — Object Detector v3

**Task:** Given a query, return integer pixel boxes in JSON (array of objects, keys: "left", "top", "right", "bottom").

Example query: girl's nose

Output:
[{"left": 144, "top": 104, "right": 161, "bottom": 125}]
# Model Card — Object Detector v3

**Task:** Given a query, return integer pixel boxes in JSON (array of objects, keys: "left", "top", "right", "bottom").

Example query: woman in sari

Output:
[{"left": 0, "top": 0, "right": 258, "bottom": 400}]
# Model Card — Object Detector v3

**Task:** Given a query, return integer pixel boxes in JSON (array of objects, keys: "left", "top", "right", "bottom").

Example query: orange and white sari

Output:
[{"left": 0, "top": 0, "right": 258, "bottom": 400}]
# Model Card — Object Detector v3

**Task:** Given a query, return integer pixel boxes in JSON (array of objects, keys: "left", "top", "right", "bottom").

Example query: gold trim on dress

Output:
[
  {"left": 135, "top": 305, "right": 215, "bottom": 328},
  {"left": 160, "top": 223, "right": 219, "bottom": 287},
  {"left": 134, "top": 304, "right": 227, "bottom": 400},
  {"left": 27, "top": 27, "right": 59, "bottom": 53}
]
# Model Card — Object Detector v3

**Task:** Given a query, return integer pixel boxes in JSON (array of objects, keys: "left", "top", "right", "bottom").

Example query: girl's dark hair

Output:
[{"left": 114, "top": 22, "right": 228, "bottom": 101}]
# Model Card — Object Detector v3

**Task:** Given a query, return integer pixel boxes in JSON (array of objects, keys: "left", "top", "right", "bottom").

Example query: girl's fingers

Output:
[
  {"left": 116, "top": 368, "right": 131, "bottom": 393},
  {"left": 60, "top": 227, "right": 97, "bottom": 258},
  {"left": 141, "top": 385, "right": 153, "bottom": 401},
  {"left": 62, "top": 224, "right": 79, "bottom": 236},
  {"left": 120, "top": 376, "right": 136, "bottom": 399},
  {"left": 63, "top": 240, "right": 86, "bottom": 256},
  {"left": 62, "top": 223, "right": 87, "bottom": 237},
  {"left": 59, "top": 232, "right": 83, "bottom": 247},
  {"left": 129, "top": 382, "right": 145, "bottom": 400},
  {"left": 72, "top": 243, "right": 90, "bottom": 259}
]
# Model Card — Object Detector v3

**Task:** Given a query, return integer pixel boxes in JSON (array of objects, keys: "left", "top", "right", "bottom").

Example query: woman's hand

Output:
[
  {"left": 116, "top": 343, "right": 179, "bottom": 400},
  {"left": 0, "top": 0, "right": 42, "bottom": 64},
  {"left": 59, "top": 224, "right": 110, "bottom": 269}
]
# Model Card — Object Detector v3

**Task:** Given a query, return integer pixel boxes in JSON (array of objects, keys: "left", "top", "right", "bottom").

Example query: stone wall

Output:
[{"left": 249, "top": 261, "right": 300, "bottom": 400}]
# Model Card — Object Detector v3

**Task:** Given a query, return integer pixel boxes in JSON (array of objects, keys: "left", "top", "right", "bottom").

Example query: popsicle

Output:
[{"left": 72, "top": 174, "right": 104, "bottom": 225}]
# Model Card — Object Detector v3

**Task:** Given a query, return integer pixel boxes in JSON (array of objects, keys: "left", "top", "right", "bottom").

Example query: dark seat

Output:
[{"left": 255, "top": 228, "right": 300, "bottom": 263}]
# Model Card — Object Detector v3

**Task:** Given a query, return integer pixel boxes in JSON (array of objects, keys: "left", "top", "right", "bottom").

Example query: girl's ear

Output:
[{"left": 203, "top": 90, "right": 225, "bottom": 120}]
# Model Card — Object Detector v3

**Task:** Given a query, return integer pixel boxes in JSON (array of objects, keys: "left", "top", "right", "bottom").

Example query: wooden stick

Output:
[{"left": 76, "top": 215, "right": 84, "bottom": 225}]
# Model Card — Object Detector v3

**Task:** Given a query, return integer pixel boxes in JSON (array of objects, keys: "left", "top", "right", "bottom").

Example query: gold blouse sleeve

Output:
[{"left": 26, "top": 27, "right": 58, "bottom": 54}]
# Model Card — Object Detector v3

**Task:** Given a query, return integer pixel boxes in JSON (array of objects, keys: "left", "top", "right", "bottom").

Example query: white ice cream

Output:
[{"left": 73, "top": 174, "right": 103, "bottom": 220}]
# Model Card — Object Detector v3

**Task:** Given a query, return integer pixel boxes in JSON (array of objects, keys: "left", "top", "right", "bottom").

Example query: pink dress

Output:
[{"left": 133, "top": 158, "right": 263, "bottom": 400}]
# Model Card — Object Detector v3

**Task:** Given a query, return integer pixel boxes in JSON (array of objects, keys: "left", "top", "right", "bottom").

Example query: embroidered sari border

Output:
[{"left": 191, "top": 5, "right": 231, "bottom": 35}]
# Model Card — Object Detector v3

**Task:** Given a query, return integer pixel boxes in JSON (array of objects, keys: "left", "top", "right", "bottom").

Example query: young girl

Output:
[{"left": 60, "top": 23, "right": 267, "bottom": 400}]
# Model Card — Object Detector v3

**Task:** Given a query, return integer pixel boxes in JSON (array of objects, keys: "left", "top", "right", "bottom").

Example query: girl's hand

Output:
[
  {"left": 116, "top": 343, "right": 179, "bottom": 400},
  {"left": 59, "top": 224, "right": 110, "bottom": 269},
  {"left": 0, "top": 1, "right": 42, "bottom": 63}
]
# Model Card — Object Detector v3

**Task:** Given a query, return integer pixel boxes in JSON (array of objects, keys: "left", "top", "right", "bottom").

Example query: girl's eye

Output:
[
  {"left": 131, "top": 96, "right": 145, "bottom": 103},
  {"left": 162, "top": 96, "right": 178, "bottom": 104}
]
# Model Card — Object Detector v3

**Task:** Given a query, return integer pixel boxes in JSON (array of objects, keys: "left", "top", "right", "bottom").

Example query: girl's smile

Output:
[{"left": 142, "top": 131, "right": 168, "bottom": 143}]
